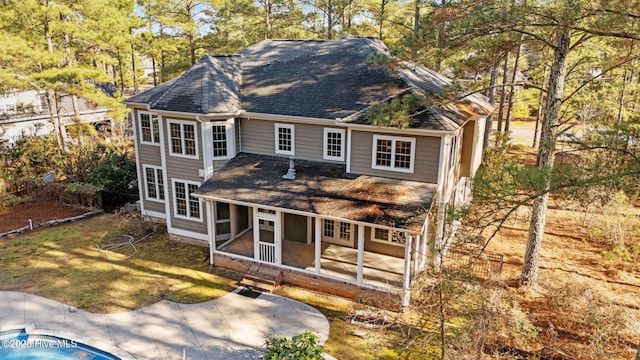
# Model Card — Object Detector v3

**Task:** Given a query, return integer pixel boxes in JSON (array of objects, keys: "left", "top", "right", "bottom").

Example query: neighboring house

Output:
[
  {"left": 0, "top": 88, "right": 114, "bottom": 146},
  {"left": 124, "top": 37, "right": 493, "bottom": 309}
]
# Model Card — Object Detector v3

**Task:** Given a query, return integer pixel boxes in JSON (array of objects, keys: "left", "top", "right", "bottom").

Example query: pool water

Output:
[{"left": 0, "top": 330, "right": 121, "bottom": 360}]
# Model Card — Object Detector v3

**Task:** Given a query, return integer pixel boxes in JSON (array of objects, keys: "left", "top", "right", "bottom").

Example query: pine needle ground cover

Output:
[{"left": 0, "top": 213, "right": 238, "bottom": 313}]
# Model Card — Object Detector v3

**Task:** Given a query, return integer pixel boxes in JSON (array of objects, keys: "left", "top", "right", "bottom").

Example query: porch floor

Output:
[{"left": 219, "top": 230, "right": 404, "bottom": 290}]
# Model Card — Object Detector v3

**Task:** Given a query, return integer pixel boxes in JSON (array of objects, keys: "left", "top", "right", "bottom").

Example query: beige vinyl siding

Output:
[
  {"left": 144, "top": 200, "right": 165, "bottom": 214},
  {"left": 171, "top": 214, "right": 207, "bottom": 234},
  {"left": 349, "top": 130, "right": 440, "bottom": 183},
  {"left": 162, "top": 116, "right": 207, "bottom": 235},
  {"left": 132, "top": 107, "right": 165, "bottom": 215},
  {"left": 283, "top": 213, "right": 307, "bottom": 243},
  {"left": 240, "top": 118, "right": 344, "bottom": 163}
]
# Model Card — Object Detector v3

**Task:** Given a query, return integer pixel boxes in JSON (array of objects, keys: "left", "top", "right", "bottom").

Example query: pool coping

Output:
[{"left": 0, "top": 323, "right": 136, "bottom": 360}]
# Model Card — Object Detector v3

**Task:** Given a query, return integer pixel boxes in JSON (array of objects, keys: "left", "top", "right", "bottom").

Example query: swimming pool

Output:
[{"left": 0, "top": 326, "right": 134, "bottom": 360}]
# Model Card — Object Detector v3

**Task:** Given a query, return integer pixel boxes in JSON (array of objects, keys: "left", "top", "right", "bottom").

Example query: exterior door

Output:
[
  {"left": 254, "top": 211, "right": 280, "bottom": 264},
  {"left": 321, "top": 219, "right": 354, "bottom": 247}
]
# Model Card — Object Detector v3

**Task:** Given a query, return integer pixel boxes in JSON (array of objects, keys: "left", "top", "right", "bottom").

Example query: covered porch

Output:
[{"left": 194, "top": 154, "right": 438, "bottom": 307}]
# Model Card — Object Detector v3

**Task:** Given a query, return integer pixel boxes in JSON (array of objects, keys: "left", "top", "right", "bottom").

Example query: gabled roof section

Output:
[{"left": 126, "top": 55, "right": 242, "bottom": 114}]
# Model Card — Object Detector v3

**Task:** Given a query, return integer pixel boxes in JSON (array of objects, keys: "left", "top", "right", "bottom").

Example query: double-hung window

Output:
[
  {"left": 212, "top": 124, "right": 228, "bottom": 159},
  {"left": 173, "top": 179, "right": 201, "bottom": 221},
  {"left": 139, "top": 112, "right": 160, "bottom": 145},
  {"left": 371, "top": 135, "right": 416, "bottom": 173},
  {"left": 143, "top": 165, "right": 164, "bottom": 202},
  {"left": 168, "top": 120, "right": 198, "bottom": 159},
  {"left": 372, "top": 227, "right": 405, "bottom": 247},
  {"left": 323, "top": 128, "right": 345, "bottom": 161},
  {"left": 275, "top": 123, "right": 295, "bottom": 156}
]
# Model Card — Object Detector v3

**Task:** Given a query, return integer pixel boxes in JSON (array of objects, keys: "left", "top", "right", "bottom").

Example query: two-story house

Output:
[{"left": 124, "top": 37, "right": 492, "bottom": 309}]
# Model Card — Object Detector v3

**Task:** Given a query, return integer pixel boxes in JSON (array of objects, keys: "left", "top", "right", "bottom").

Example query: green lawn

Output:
[
  {"left": 0, "top": 212, "right": 429, "bottom": 358},
  {"left": 0, "top": 213, "right": 239, "bottom": 313}
]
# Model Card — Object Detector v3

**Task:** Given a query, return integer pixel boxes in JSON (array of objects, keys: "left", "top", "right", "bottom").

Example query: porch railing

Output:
[{"left": 259, "top": 243, "right": 275, "bottom": 263}]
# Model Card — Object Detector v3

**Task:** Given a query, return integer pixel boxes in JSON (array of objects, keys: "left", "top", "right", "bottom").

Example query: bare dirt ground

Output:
[
  {"left": 483, "top": 123, "right": 640, "bottom": 358},
  {"left": 485, "top": 204, "right": 640, "bottom": 358},
  {"left": 0, "top": 201, "right": 89, "bottom": 233}
]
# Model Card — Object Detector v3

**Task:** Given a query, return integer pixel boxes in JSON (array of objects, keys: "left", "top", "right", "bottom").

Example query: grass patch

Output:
[
  {"left": 275, "top": 286, "right": 407, "bottom": 360},
  {"left": 0, "top": 213, "right": 237, "bottom": 313}
]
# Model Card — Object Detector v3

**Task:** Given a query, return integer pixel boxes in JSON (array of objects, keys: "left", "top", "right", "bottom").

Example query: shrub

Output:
[{"left": 263, "top": 331, "right": 324, "bottom": 360}]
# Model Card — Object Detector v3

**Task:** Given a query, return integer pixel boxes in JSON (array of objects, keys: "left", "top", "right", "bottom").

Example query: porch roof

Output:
[{"left": 194, "top": 153, "right": 437, "bottom": 232}]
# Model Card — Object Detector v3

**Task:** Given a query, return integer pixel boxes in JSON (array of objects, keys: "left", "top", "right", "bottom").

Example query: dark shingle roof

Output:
[
  {"left": 238, "top": 38, "right": 406, "bottom": 119},
  {"left": 125, "top": 37, "right": 492, "bottom": 129},
  {"left": 194, "top": 153, "right": 436, "bottom": 231},
  {"left": 126, "top": 55, "right": 242, "bottom": 114}
]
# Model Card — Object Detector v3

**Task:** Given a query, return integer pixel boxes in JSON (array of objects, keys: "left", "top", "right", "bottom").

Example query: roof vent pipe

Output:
[{"left": 282, "top": 157, "right": 296, "bottom": 180}]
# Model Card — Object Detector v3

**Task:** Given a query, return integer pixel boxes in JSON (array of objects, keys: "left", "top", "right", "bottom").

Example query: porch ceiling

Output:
[{"left": 195, "top": 153, "right": 437, "bottom": 231}]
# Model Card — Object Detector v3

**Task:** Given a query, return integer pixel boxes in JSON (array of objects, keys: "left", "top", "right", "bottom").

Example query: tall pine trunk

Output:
[
  {"left": 497, "top": 51, "right": 510, "bottom": 131},
  {"left": 505, "top": 36, "right": 523, "bottom": 131},
  {"left": 521, "top": 25, "right": 571, "bottom": 288}
]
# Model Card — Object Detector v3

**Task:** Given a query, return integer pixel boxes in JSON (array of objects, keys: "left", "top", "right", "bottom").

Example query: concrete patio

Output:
[{"left": 0, "top": 289, "right": 329, "bottom": 360}]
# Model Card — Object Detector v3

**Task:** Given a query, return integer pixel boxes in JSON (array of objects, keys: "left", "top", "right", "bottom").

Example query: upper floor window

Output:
[
  {"left": 372, "top": 227, "right": 405, "bottom": 247},
  {"left": 139, "top": 112, "right": 160, "bottom": 145},
  {"left": 212, "top": 124, "right": 228, "bottom": 159},
  {"left": 371, "top": 135, "right": 416, "bottom": 173},
  {"left": 323, "top": 128, "right": 345, "bottom": 161},
  {"left": 173, "top": 179, "right": 201, "bottom": 221},
  {"left": 143, "top": 165, "right": 164, "bottom": 202},
  {"left": 275, "top": 123, "right": 295, "bottom": 156},
  {"left": 168, "top": 120, "right": 198, "bottom": 159}
]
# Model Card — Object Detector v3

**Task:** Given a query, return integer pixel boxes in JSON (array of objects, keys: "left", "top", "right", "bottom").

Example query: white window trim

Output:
[
  {"left": 371, "top": 227, "right": 406, "bottom": 247},
  {"left": 371, "top": 134, "right": 416, "bottom": 173},
  {"left": 211, "top": 122, "right": 233, "bottom": 160},
  {"left": 274, "top": 123, "right": 295, "bottom": 156},
  {"left": 168, "top": 119, "right": 199, "bottom": 160},
  {"left": 323, "top": 128, "right": 346, "bottom": 161},
  {"left": 171, "top": 179, "right": 203, "bottom": 222},
  {"left": 143, "top": 164, "right": 164, "bottom": 203},
  {"left": 138, "top": 111, "right": 160, "bottom": 146}
]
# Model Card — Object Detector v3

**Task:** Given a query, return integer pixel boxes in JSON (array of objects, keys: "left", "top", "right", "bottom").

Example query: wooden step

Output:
[{"left": 240, "top": 265, "right": 282, "bottom": 293}]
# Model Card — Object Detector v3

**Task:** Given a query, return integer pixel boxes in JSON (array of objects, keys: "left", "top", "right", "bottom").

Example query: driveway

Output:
[{"left": 0, "top": 289, "right": 329, "bottom": 360}]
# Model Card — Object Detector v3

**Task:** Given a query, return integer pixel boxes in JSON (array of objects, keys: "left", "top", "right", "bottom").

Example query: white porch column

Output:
[
  {"left": 401, "top": 233, "right": 413, "bottom": 311},
  {"left": 420, "top": 219, "right": 429, "bottom": 271},
  {"left": 356, "top": 224, "right": 365, "bottom": 284},
  {"left": 206, "top": 201, "right": 216, "bottom": 265},
  {"left": 315, "top": 217, "right": 322, "bottom": 274},
  {"left": 229, "top": 204, "right": 237, "bottom": 239}
]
